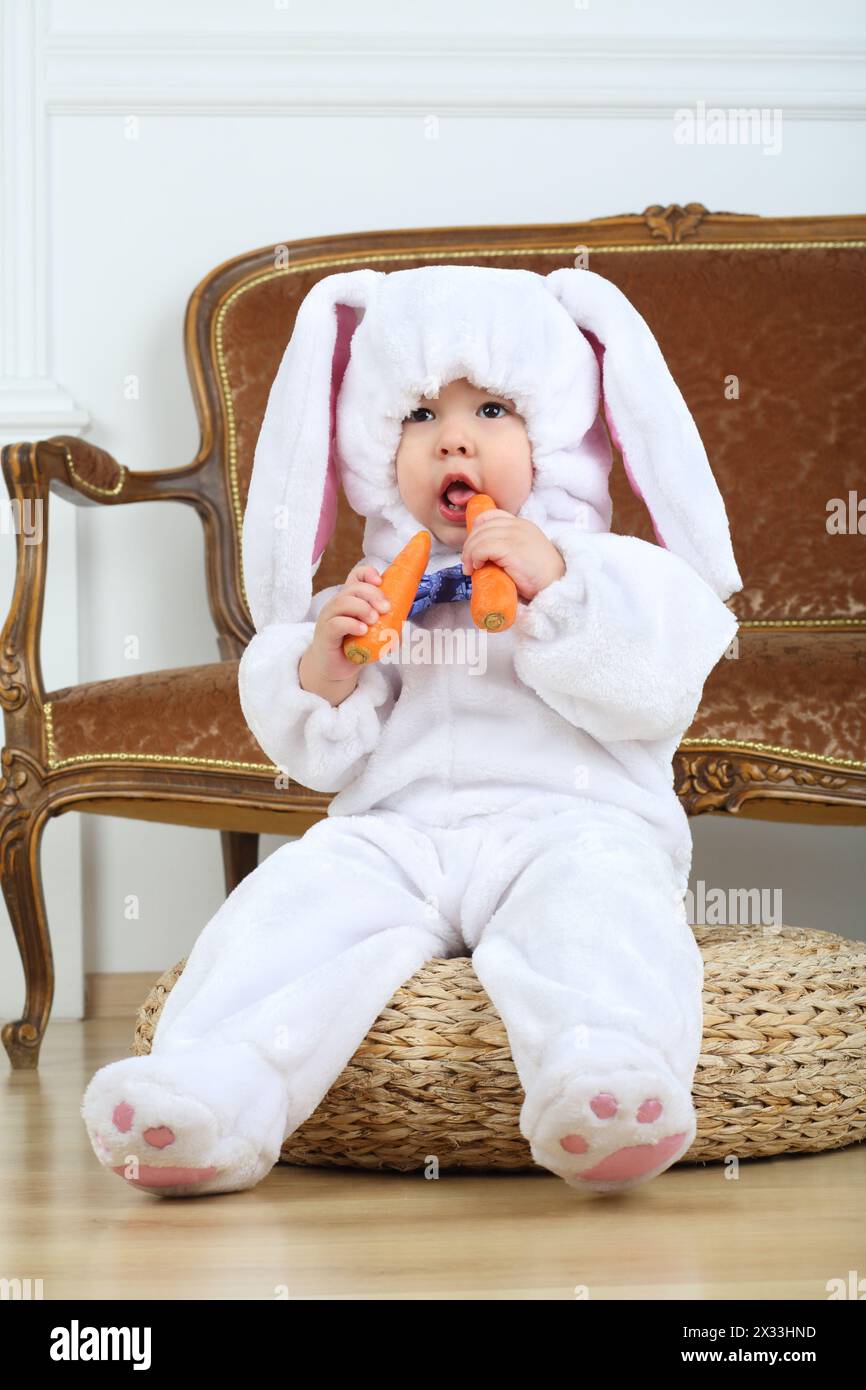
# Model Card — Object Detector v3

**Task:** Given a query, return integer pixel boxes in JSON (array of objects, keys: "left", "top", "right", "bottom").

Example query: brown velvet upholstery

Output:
[
  {"left": 43, "top": 627, "right": 866, "bottom": 775},
  {"left": 687, "top": 629, "right": 866, "bottom": 764},
  {"left": 3, "top": 206, "right": 865, "bottom": 1071}
]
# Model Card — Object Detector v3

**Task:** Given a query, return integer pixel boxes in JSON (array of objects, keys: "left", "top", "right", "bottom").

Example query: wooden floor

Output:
[{"left": 3, "top": 1017, "right": 864, "bottom": 1301}]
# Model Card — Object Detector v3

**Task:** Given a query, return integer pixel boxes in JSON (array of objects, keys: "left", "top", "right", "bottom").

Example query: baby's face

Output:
[{"left": 394, "top": 377, "right": 533, "bottom": 546}]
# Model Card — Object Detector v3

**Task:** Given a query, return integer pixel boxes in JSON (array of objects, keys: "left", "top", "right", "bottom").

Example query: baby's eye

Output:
[
  {"left": 404, "top": 407, "right": 434, "bottom": 423},
  {"left": 479, "top": 402, "right": 509, "bottom": 418}
]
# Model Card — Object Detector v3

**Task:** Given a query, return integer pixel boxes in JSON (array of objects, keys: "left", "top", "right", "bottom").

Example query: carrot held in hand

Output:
[
  {"left": 342, "top": 529, "right": 431, "bottom": 664},
  {"left": 466, "top": 493, "right": 518, "bottom": 632}
]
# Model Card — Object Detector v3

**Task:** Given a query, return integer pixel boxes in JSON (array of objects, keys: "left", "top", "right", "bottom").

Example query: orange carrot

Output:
[
  {"left": 465, "top": 493, "right": 518, "bottom": 632},
  {"left": 342, "top": 529, "right": 431, "bottom": 664}
]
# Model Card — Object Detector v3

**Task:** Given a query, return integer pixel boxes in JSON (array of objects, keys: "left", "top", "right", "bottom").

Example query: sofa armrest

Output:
[
  {"left": 0, "top": 436, "right": 216, "bottom": 745},
  {"left": 34, "top": 436, "right": 210, "bottom": 510}
]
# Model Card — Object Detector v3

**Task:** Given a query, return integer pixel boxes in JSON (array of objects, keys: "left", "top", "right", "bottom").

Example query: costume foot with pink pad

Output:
[
  {"left": 81, "top": 1041, "right": 291, "bottom": 1197},
  {"left": 520, "top": 1030, "right": 697, "bottom": 1193}
]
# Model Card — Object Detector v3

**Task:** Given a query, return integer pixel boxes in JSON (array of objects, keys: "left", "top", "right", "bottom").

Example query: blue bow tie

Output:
[{"left": 408, "top": 563, "right": 473, "bottom": 619}]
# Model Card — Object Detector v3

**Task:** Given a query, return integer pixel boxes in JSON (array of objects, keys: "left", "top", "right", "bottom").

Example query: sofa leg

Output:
[
  {"left": 220, "top": 829, "right": 259, "bottom": 897},
  {"left": 0, "top": 770, "right": 53, "bottom": 1071}
]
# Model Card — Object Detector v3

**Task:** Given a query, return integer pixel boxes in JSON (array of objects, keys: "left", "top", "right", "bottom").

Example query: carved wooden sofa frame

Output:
[{"left": 2, "top": 204, "right": 865, "bottom": 1070}]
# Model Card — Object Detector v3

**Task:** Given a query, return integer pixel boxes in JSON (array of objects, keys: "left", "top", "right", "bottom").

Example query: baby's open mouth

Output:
[{"left": 440, "top": 480, "right": 477, "bottom": 514}]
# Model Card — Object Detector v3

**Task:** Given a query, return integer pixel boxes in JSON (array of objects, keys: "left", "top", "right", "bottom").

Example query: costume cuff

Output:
[
  {"left": 238, "top": 621, "right": 394, "bottom": 791},
  {"left": 514, "top": 525, "right": 595, "bottom": 643}
]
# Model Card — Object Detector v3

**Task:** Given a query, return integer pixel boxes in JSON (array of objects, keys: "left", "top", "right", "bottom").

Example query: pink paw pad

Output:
[
  {"left": 112, "top": 1100, "right": 135, "bottom": 1133},
  {"left": 637, "top": 1098, "right": 663, "bottom": 1123},
  {"left": 590, "top": 1091, "right": 619, "bottom": 1119},
  {"left": 576, "top": 1131, "right": 688, "bottom": 1183},
  {"left": 560, "top": 1132, "right": 589, "bottom": 1154},
  {"left": 143, "top": 1126, "right": 175, "bottom": 1149},
  {"left": 558, "top": 1095, "right": 668, "bottom": 1160}
]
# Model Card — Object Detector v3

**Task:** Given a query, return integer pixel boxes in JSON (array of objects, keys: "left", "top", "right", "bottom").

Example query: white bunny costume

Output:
[{"left": 81, "top": 265, "right": 741, "bottom": 1198}]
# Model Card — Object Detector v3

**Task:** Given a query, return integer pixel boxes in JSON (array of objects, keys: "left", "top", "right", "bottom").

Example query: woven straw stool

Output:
[{"left": 132, "top": 923, "right": 866, "bottom": 1174}]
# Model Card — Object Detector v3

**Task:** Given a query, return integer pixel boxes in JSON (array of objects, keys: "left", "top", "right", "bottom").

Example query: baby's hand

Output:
[
  {"left": 309, "top": 564, "right": 393, "bottom": 683},
  {"left": 462, "top": 513, "right": 566, "bottom": 603}
]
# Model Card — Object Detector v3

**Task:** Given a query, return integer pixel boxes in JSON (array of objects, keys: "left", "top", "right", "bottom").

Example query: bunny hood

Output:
[{"left": 242, "top": 264, "right": 742, "bottom": 631}]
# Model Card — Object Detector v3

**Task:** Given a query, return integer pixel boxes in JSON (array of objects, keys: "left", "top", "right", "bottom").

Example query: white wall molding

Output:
[
  {"left": 0, "top": 384, "right": 91, "bottom": 445},
  {"left": 41, "top": 31, "right": 866, "bottom": 120},
  {"left": 1, "top": 0, "right": 89, "bottom": 442}
]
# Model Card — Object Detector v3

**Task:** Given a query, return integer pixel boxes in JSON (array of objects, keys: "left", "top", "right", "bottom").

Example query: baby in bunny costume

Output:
[{"left": 81, "top": 264, "right": 741, "bottom": 1198}]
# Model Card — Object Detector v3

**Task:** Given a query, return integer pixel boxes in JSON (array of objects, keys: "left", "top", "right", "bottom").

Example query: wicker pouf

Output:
[{"left": 132, "top": 923, "right": 866, "bottom": 1173}]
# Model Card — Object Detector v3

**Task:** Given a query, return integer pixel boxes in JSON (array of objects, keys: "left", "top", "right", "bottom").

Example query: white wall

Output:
[{"left": 1, "top": 0, "right": 865, "bottom": 1023}]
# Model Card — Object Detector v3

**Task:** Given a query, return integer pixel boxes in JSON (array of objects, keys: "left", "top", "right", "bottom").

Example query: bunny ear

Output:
[
  {"left": 242, "top": 269, "right": 382, "bottom": 630},
  {"left": 543, "top": 267, "right": 742, "bottom": 602},
  {"left": 311, "top": 299, "right": 357, "bottom": 569}
]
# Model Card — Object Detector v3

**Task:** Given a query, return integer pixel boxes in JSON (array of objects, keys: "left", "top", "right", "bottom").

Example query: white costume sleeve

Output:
[
  {"left": 237, "top": 584, "right": 400, "bottom": 793},
  {"left": 512, "top": 528, "right": 738, "bottom": 744}
]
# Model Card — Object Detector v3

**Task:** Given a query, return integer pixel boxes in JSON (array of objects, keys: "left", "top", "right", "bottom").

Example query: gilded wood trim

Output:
[
  {"left": 679, "top": 738, "right": 866, "bottom": 771},
  {"left": 45, "top": 752, "right": 277, "bottom": 773},
  {"left": 538, "top": 241, "right": 866, "bottom": 252},
  {"left": 736, "top": 619, "right": 866, "bottom": 629}
]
